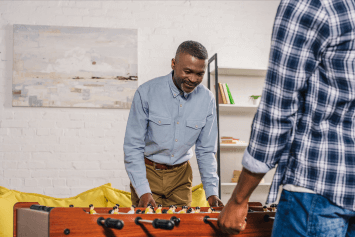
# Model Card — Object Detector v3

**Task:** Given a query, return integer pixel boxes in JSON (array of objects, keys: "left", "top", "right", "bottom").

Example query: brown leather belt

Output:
[{"left": 144, "top": 157, "right": 187, "bottom": 170}]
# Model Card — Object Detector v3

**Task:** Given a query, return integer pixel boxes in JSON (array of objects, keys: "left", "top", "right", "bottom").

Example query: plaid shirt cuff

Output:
[{"left": 242, "top": 148, "right": 271, "bottom": 173}]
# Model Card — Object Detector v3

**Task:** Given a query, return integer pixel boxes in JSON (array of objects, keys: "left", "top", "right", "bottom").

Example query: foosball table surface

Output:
[{"left": 13, "top": 202, "right": 275, "bottom": 237}]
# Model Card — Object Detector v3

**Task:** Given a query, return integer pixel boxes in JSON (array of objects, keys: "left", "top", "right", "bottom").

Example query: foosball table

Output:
[{"left": 13, "top": 202, "right": 276, "bottom": 236}]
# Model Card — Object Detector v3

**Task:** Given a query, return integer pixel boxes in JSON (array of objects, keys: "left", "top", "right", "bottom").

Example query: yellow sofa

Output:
[{"left": 0, "top": 183, "right": 209, "bottom": 237}]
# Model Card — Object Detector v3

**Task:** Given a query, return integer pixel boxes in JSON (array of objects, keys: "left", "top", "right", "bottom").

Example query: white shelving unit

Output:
[
  {"left": 210, "top": 67, "right": 276, "bottom": 205},
  {"left": 221, "top": 183, "right": 272, "bottom": 186},
  {"left": 220, "top": 143, "right": 248, "bottom": 148}
]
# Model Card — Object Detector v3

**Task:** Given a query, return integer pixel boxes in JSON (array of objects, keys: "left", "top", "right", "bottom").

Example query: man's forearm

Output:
[{"left": 231, "top": 167, "right": 266, "bottom": 205}]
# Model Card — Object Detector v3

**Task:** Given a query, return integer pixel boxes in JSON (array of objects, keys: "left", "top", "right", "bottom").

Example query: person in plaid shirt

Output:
[{"left": 218, "top": 0, "right": 355, "bottom": 236}]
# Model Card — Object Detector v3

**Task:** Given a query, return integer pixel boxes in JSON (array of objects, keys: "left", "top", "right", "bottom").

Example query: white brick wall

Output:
[{"left": 0, "top": 1, "right": 280, "bottom": 198}]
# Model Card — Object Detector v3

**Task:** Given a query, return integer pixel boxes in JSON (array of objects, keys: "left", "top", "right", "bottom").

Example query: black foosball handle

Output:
[
  {"left": 152, "top": 218, "right": 175, "bottom": 230},
  {"left": 97, "top": 217, "right": 124, "bottom": 230},
  {"left": 170, "top": 216, "right": 180, "bottom": 226}
]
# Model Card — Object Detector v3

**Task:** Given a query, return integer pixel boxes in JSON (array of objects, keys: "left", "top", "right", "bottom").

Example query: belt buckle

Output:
[{"left": 154, "top": 163, "right": 161, "bottom": 171}]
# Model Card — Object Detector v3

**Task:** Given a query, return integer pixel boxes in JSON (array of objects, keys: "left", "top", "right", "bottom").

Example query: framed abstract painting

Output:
[{"left": 12, "top": 24, "right": 137, "bottom": 109}]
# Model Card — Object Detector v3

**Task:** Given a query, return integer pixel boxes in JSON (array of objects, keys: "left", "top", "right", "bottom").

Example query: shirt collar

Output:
[{"left": 168, "top": 71, "right": 191, "bottom": 99}]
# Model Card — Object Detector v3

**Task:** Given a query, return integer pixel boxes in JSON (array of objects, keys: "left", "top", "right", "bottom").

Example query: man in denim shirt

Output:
[{"left": 124, "top": 41, "right": 223, "bottom": 208}]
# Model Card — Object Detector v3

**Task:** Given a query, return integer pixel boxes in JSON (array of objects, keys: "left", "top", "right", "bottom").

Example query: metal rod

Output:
[
  {"left": 139, "top": 219, "right": 153, "bottom": 224},
  {"left": 205, "top": 218, "right": 218, "bottom": 222},
  {"left": 207, "top": 53, "right": 220, "bottom": 199}
]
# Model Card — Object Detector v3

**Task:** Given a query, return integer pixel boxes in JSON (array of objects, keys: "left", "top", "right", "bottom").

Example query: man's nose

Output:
[{"left": 188, "top": 74, "right": 199, "bottom": 83}]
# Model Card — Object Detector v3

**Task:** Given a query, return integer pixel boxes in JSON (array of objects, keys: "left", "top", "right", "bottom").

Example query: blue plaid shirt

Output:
[{"left": 242, "top": 0, "right": 355, "bottom": 211}]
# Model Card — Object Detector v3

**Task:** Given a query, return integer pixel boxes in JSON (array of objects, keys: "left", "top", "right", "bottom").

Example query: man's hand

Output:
[
  {"left": 138, "top": 193, "right": 157, "bottom": 208},
  {"left": 217, "top": 167, "right": 266, "bottom": 235},
  {"left": 217, "top": 199, "right": 248, "bottom": 235},
  {"left": 208, "top": 195, "right": 224, "bottom": 207}
]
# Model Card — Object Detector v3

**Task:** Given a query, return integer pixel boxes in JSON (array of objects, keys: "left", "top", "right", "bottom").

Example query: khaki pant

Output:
[{"left": 130, "top": 161, "right": 192, "bottom": 207}]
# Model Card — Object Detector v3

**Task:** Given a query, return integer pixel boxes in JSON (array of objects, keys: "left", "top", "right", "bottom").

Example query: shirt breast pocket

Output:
[
  {"left": 184, "top": 119, "right": 206, "bottom": 147},
  {"left": 148, "top": 115, "right": 172, "bottom": 144}
]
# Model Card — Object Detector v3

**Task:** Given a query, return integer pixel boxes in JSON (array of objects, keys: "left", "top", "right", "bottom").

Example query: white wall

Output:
[{"left": 0, "top": 1, "right": 280, "bottom": 198}]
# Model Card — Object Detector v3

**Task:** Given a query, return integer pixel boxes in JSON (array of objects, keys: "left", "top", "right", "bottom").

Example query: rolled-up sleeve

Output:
[
  {"left": 123, "top": 88, "right": 151, "bottom": 197},
  {"left": 195, "top": 95, "right": 219, "bottom": 199}
]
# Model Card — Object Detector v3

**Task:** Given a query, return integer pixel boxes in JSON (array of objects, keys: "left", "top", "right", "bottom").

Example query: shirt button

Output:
[
  {"left": 195, "top": 125, "right": 198, "bottom": 128},
  {"left": 180, "top": 104, "right": 182, "bottom": 107},
  {"left": 158, "top": 121, "right": 161, "bottom": 123},
  {"left": 174, "top": 94, "right": 176, "bottom": 96},
  {"left": 177, "top": 121, "right": 179, "bottom": 124},
  {"left": 175, "top": 139, "right": 178, "bottom": 142},
  {"left": 171, "top": 154, "right": 174, "bottom": 157}
]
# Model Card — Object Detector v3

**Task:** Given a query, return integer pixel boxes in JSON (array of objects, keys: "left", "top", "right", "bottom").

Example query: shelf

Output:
[
  {"left": 220, "top": 143, "right": 248, "bottom": 148},
  {"left": 211, "top": 68, "right": 267, "bottom": 77},
  {"left": 218, "top": 104, "right": 258, "bottom": 111},
  {"left": 221, "top": 183, "right": 271, "bottom": 186}
]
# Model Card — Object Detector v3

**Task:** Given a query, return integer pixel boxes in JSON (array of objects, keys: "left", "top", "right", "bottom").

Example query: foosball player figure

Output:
[
  {"left": 69, "top": 204, "right": 74, "bottom": 207},
  {"left": 155, "top": 204, "right": 163, "bottom": 214},
  {"left": 179, "top": 206, "right": 187, "bottom": 214},
  {"left": 187, "top": 207, "right": 194, "bottom": 213},
  {"left": 127, "top": 205, "right": 136, "bottom": 214},
  {"left": 263, "top": 206, "right": 270, "bottom": 212},
  {"left": 145, "top": 203, "right": 152, "bottom": 214},
  {"left": 113, "top": 206, "right": 119, "bottom": 214},
  {"left": 173, "top": 205, "right": 177, "bottom": 213},
  {"left": 146, "top": 206, "right": 154, "bottom": 214},
  {"left": 89, "top": 204, "right": 97, "bottom": 214},
  {"left": 115, "top": 204, "right": 120, "bottom": 212},
  {"left": 272, "top": 204, "right": 278, "bottom": 212},
  {"left": 136, "top": 209, "right": 142, "bottom": 214},
  {"left": 207, "top": 207, "right": 213, "bottom": 213},
  {"left": 108, "top": 210, "right": 114, "bottom": 214},
  {"left": 167, "top": 205, "right": 174, "bottom": 214},
  {"left": 195, "top": 206, "right": 200, "bottom": 213},
  {"left": 211, "top": 208, "right": 216, "bottom": 213}
]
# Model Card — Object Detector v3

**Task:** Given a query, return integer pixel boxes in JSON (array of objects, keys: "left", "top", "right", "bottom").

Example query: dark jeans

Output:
[{"left": 272, "top": 190, "right": 355, "bottom": 237}]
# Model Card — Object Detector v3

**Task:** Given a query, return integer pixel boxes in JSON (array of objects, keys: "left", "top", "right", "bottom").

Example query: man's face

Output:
[{"left": 171, "top": 53, "right": 207, "bottom": 94}]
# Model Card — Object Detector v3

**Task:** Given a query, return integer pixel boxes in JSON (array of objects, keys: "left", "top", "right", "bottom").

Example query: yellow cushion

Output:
[
  {"left": 0, "top": 186, "right": 9, "bottom": 196},
  {"left": 0, "top": 183, "right": 110, "bottom": 237},
  {"left": 191, "top": 183, "right": 210, "bottom": 207},
  {"left": 0, "top": 182, "right": 210, "bottom": 237},
  {"left": 103, "top": 185, "right": 132, "bottom": 208}
]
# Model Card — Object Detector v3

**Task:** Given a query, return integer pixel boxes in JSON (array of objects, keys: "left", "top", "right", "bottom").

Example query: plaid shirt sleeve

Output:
[{"left": 242, "top": 0, "right": 330, "bottom": 173}]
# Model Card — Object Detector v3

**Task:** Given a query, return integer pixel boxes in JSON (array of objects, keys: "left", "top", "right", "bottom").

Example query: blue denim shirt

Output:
[{"left": 123, "top": 71, "right": 218, "bottom": 198}]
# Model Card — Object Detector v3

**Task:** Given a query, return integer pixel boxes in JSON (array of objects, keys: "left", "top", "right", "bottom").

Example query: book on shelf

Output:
[
  {"left": 221, "top": 140, "right": 237, "bottom": 144},
  {"left": 222, "top": 83, "right": 230, "bottom": 104},
  {"left": 221, "top": 136, "right": 239, "bottom": 144},
  {"left": 214, "top": 85, "right": 224, "bottom": 104},
  {"left": 225, "top": 83, "right": 235, "bottom": 104},
  {"left": 221, "top": 140, "right": 248, "bottom": 145},
  {"left": 214, "top": 83, "right": 236, "bottom": 105},
  {"left": 218, "top": 83, "right": 227, "bottom": 104},
  {"left": 231, "top": 170, "right": 242, "bottom": 183},
  {"left": 226, "top": 83, "right": 235, "bottom": 105}
]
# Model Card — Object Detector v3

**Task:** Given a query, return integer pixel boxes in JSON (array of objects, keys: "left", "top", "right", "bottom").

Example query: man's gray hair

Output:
[{"left": 175, "top": 41, "right": 208, "bottom": 62}]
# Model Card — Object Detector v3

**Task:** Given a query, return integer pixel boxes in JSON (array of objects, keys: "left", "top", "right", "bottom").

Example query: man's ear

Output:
[{"left": 171, "top": 58, "right": 176, "bottom": 70}]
